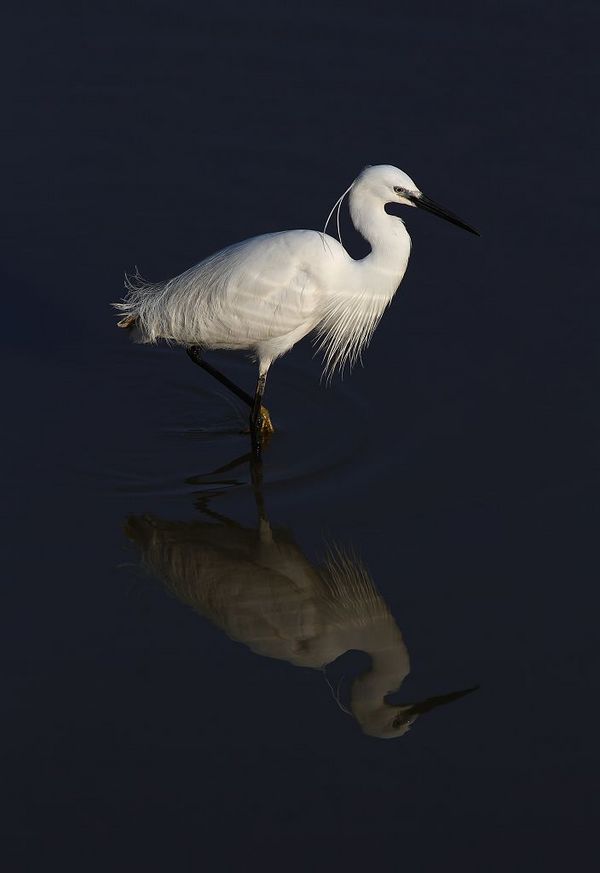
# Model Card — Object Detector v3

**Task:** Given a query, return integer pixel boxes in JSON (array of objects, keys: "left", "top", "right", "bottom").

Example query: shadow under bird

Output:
[
  {"left": 114, "top": 164, "right": 478, "bottom": 446},
  {"left": 124, "top": 458, "right": 477, "bottom": 738}
]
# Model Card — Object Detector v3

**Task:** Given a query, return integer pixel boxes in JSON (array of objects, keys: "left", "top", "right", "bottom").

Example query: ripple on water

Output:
[{"left": 98, "top": 354, "right": 381, "bottom": 501}]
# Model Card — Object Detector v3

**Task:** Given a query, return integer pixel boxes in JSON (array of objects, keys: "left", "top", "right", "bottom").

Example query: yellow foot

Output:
[
  {"left": 117, "top": 314, "right": 137, "bottom": 329},
  {"left": 259, "top": 406, "right": 275, "bottom": 435},
  {"left": 242, "top": 407, "right": 275, "bottom": 439}
]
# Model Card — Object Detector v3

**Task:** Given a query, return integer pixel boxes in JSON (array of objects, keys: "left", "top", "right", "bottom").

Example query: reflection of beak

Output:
[
  {"left": 404, "top": 684, "right": 479, "bottom": 717},
  {"left": 410, "top": 192, "right": 480, "bottom": 236}
]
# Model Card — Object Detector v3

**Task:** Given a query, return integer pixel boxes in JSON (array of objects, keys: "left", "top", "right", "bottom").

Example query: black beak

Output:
[
  {"left": 404, "top": 684, "right": 479, "bottom": 717},
  {"left": 411, "top": 193, "right": 480, "bottom": 236}
]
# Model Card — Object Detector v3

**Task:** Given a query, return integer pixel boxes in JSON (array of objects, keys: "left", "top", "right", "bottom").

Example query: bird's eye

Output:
[{"left": 393, "top": 186, "right": 404, "bottom": 194}]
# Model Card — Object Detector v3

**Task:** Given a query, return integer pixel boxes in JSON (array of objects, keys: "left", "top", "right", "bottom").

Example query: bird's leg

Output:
[
  {"left": 186, "top": 346, "right": 254, "bottom": 406},
  {"left": 186, "top": 347, "right": 274, "bottom": 439},
  {"left": 250, "top": 366, "right": 273, "bottom": 453},
  {"left": 248, "top": 452, "right": 269, "bottom": 522},
  {"left": 248, "top": 453, "right": 274, "bottom": 544}
]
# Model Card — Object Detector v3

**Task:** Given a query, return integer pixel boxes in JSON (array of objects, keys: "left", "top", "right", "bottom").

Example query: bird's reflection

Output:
[{"left": 125, "top": 455, "right": 476, "bottom": 738}]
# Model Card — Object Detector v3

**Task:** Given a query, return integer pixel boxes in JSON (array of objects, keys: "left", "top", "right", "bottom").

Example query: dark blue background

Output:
[{"left": 3, "top": 1, "right": 599, "bottom": 870}]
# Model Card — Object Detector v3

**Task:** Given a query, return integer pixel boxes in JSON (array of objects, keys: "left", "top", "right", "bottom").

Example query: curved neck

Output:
[
  {"left": 347, "top": 621, "right": 410, "bottom": 730},
  {"left": 351, "top": 620, "right": 410, "bottom": 696},
  {"left": 349, "top": 187, "right": 411, "bottom": 273}
]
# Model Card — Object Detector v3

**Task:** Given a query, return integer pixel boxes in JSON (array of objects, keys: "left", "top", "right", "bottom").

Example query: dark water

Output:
[{"left": 3, "top": 2, "right": 599, "bottom": 869}]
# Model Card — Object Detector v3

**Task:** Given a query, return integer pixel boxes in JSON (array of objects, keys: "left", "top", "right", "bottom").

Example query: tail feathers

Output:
[
  {"left": 113, "top": 265, "right": 207, "bottom": 344},
  {"left": 113, "top": 270, "right": 164, "bottom": 339}
]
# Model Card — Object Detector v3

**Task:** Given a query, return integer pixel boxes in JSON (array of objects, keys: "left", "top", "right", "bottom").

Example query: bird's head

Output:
[
  {"left": 355, "top": 164, "right": 479, "bottom": 236},
  {"left": 351, "top": 677, "right": 480, "bottom": 740},
  {"left": 355, "top": 701, "right": 420, "bottom": 739}
]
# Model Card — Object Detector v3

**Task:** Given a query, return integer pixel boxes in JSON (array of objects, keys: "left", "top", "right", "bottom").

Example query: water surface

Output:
[{"left": 3, "top": 2, "right": 599, "bottom": 870}]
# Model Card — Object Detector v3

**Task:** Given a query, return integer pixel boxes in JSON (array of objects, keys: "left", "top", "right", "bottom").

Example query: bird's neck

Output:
[
  {"left": 349, "top": 189, "right": 412, "bottom": 291},
  {"left": 348, "top": 619, "right": 410, "bottom": 711}
]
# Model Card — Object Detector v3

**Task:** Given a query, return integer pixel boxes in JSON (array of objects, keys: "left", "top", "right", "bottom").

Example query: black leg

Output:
[
  {"left": 250, "top": 370, "right": 270, "bottom": 457},
  {"left": 186, "top": 346, "right": 254, "bottom": 408},
  {"left": 187, "top": 347, "right": 273, "bottom": 451},
  {"left": 249, "top": 454, "right": 268, "bottom": 521},
  {"left": 250, "top": 371, "right": 267, "bottom": 428},
  {"left": 250, "top": 373, "right": 267, "bottom": 426}
]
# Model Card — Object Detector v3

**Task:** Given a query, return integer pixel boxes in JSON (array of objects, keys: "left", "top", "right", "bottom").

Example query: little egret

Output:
[
  {"left": 115, "top": 164, "right": 478, "bottom": 443},
  {"left": 125, "top": 453, "right": 477, "bottom": 737}
]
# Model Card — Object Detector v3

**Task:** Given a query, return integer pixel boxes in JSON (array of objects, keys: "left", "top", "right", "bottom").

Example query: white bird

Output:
[
  {"left": 115, "top": 164, "right": 478, "bottom": 443},
  {"left": 124, "top": 464, "right": 476, "bottom": 738}
]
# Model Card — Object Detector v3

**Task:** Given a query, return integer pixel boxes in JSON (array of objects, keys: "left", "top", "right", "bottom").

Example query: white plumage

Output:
[
  {"left": 115, "top": 164, "right": 477, "bottom": 437},
  {"left": 125, "top": 497, "right": 476, "bottom": 737}
]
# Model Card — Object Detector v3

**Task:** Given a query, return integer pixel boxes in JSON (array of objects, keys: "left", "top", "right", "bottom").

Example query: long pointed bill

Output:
[
  {"left": 404, "top": 684, "right": 480, "bottom": 717},
  {"left": 412, "top": 193, "right": 480, "bottom": 236}
]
